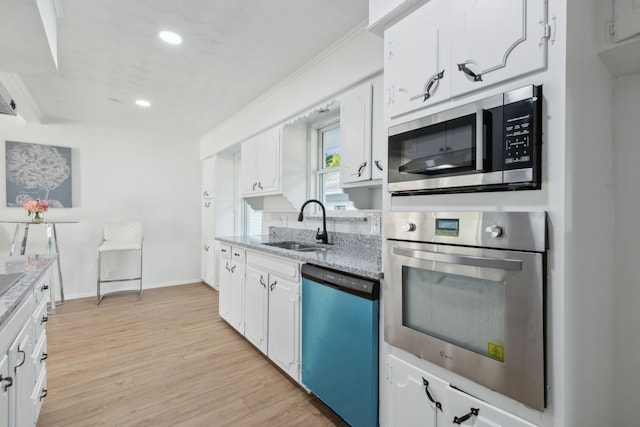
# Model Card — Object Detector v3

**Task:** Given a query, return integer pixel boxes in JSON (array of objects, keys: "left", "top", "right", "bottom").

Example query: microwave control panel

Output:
[{"left": 503, "top": 99, "right": 535, "bottom": 170}]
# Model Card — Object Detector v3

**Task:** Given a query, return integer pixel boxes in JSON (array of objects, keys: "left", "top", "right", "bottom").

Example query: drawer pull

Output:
[
  {"left": 41, "top": 352, "right": 48, "bottom": 362},
  {"left": 40, "top": 388, "right": 48, "bottom": 401},
  {"left": 0, "top": 374, "right": 13, "bottom": 391},
  {"left": 41, "top": 315, "right": 49, "bottom": 324},
  {"left": 453, "top": 407, "right": 479, "bottom": 424}
]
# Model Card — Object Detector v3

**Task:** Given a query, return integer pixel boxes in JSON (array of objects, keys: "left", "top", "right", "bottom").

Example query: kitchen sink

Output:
[{"left": 262, "top": 241, "right": 331, "bottom": 252}]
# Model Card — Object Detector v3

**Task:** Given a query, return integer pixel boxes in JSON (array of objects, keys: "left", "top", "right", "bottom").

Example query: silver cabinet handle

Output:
[
  {"left": 204, "top": 201, "right": 211, "bottom": 208},
  {"left": 392, "top": 247, "right": 522, "bottom": 270}
]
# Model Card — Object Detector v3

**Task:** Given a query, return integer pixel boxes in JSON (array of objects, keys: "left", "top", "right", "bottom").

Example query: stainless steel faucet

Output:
[{"left": 297, "top": 199, "right": 330, "bottom": 244}]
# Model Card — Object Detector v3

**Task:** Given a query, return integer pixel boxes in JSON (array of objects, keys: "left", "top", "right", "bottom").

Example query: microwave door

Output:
[{"left": 398, "top": 148, "right": 475, "bottom": 174}]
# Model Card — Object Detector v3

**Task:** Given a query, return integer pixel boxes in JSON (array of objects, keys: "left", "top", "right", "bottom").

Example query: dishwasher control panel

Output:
[{"left": 301, "top": 264, "right": 379, "bottom": 300}]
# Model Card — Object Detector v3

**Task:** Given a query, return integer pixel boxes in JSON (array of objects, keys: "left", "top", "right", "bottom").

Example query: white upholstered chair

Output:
[{"left": 96, "top": 221, "right": 143, "bottom": 305}]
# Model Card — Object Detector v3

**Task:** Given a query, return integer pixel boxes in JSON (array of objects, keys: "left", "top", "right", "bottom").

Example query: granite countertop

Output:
[
  {"left": 216, "top": 233, "right": 383, "bottom": 280},
  {"left": 0, "top": 255, "right": 57, "bottom": 328}
]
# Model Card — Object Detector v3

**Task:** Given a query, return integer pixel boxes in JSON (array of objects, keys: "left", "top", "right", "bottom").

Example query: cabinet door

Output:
[
  {"left": 268, "top": 276, "right": 300, "bottom": 381},
  {"left": 445, "top": 385, "right": 537, "bottom": 427},
  {"left": 341, "top": 82, "right": 373, "bottom": 184},
  {"left": 201, "top": 238, "right": 215, "bottom": 287},
  {"left": 229, "top": 264, "right": 245, "bottom": 334},
  {"left": 614, "top": 0, "right": 640, "bottom": 42},
  {"left": 385, "top": 0, "right": 451, "bottom": 118},
  {"left": 254, "top": 127, "right": 281, "bottom": 194},
  {"left": 201, "top": 156, "right": 215, "bottom": 198},
  {"left": 241, "top": 139, "right": 258, "bottom": 195},
  {"left": 244, "top": 266, "right": 269, "bottom": 354},
  {"left": 450, "top": 0, "right": 547, "bottom": 97},
  {"left": 388, "top": 354, "right": 447, "bottom": 427},
  {"left": 218, "top": 256, "right": 232, "bottom": 321},
  {"left": 0, "top": 354, "right": 9, "bottom": 427},
  {"left": 9, "top": 322, "right": 33, "bottom": 427},
  {"left": 241, "top": 128, "right": 281, "bottom": 196},
  {"left": 371, "top": 75, "right": 385, "bottom": 180},
  {"left": 201, "top": 199, "right": 214, "bottom": 238}
]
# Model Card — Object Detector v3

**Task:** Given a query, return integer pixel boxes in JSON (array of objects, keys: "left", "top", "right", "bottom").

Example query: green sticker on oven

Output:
[{"left": 488, "top": 342, "right": 505, "bottom": 362}]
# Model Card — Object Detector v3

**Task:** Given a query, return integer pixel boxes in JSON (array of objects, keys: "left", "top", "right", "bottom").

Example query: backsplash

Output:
[
  {"left": 268, "top": 226, "right": 382, "bottom": 269},
  {"left": 262, "top": 211, "right": 382, "bottom": 235}
]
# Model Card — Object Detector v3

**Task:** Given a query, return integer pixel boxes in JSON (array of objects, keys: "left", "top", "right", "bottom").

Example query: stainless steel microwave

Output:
[{"left": 388, "top": 85, "right": 543, "bottom": 195}]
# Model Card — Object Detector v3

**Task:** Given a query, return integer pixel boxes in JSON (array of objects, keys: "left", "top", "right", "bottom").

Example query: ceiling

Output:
[{"left": 4, "top": 0, "right": 369, "bottom": 139}]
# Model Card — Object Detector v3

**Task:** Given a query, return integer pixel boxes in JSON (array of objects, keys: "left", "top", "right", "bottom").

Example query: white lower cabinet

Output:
[
  {"left": 266, "top": 275, "right": 300, "bottom": 381},
  {"left": 0, "top": 353, "right": 9, "bottom": 427},
  {"left": 217, "top": 244, "right": 246, "bottom": 333},
  {"left": 217, "top": 244, "right": 302, "bottom": 382},
  {"left": 387, "top": 354, "right": 538, "bottom": 427},
  {"left": 0, "top": 273, "right": 51, "bottom": 427},
  {"left": 244, "top": 266, "right": 269, "bottom": 354},
  {"left": 201, "top": 238, "right": 215, "bottom": 288},
  {"left": 388, "top": 354, "right": 447, "bottom": 427},
  {"left": 446, "top": 386, "right": 537, "bottom": 427}
]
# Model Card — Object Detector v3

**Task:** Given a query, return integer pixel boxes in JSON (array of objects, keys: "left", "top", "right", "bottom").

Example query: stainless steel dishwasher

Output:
[{"left": 301, "top": 263, "right": 380, "bottom": 427}]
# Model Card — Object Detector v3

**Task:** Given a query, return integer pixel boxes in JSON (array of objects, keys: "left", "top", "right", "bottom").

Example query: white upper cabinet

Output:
[
  {"left": 371, "top": 75, "right": 385, "bottom": 180},
  {"left": 201, "top": 156, "right": 215, "bottom": 198},
  {"left": 241, "top": 127, "right": 281, "bottom": 196},
  {"left": 384, "top": 0, "right": 451, "bottom": 118},
  {"left": 449, "top": 0, "right": 547, "bottom": 97},
  {"left": 340, "top": 75, "right": 385, "bottom": 185},
  {"left": 340, "top": 82, "right": 373, "bottom": 185},
  {"left": 384, "top": 0, "right": 548, "bottom": 119},
  {"left": 613, "top": 0, "right": 640, "bottom": 42}
]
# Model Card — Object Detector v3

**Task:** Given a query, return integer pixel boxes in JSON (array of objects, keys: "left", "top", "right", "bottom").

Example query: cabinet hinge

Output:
[{"left": 610, "top": 22, "right": 616, "bottom": 38}]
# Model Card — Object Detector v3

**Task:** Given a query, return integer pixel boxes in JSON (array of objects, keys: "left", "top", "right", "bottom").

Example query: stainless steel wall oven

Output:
[
  {"left": 384, "top": 211, "right": 547, "bottom": 410},
  {"left": 388, "top": 85, "right": 543, "bottom": 194}
]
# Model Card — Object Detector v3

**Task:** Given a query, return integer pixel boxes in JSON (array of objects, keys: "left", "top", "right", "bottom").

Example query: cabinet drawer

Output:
[
  {"left": 246, "top": 252, "right": 299, "bottom": 281},
  {"left": 447, "top": 385, "right": 537, "bottom": 427},
  {"left": 219, "top": 243, "right": 232, "bottom": 260},
  {"left": 31, "top": 367, "right": 47, "bottom": 424},
  {"left": 32, "top": 300, "right": 48, "bottom": 348},
  {"left": 32, "top": 332, "right": 47, "bottom": 385},
  {"left": 231, "top": 248, "right": 246, "bottom": 263},
  {"left": 34, "top": 276, "right": 50, "bottom": 305}
]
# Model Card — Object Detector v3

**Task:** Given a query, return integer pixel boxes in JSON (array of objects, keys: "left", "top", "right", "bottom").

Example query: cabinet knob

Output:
[{"left": 41, "top": 315, "right": 49, "bottom": 324}]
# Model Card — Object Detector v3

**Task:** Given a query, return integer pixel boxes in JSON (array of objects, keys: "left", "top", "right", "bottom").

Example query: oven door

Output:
[{"left": 384, "top": 240, "right": 545, "bottom": 410}]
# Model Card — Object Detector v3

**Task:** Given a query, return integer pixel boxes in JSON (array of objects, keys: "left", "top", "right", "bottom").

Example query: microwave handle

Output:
[
  {"left": 392, "top": 247, "right": 522, "bottom": 271},
  {"left": 475, "top": 109, "right": 484, "bottom": 171}
]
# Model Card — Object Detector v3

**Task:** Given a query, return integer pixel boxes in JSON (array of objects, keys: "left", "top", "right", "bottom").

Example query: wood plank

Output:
[{"left": 37, "top": 283, "right": 348, "bottom": 427}]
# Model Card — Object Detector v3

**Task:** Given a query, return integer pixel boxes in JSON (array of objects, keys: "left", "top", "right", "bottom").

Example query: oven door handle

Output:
[{"left": 392, "top": 247, "right": 522, "bottom": 271}]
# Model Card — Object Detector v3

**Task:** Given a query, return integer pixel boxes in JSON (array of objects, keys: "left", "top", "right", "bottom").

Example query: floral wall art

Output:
[{"left": 5, "top": 141, "right": 72, "bottom": 208}]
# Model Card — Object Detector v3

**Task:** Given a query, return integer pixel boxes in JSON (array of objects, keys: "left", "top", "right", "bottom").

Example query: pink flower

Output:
[{"left": 23, "top": 199, "right": 49, "bottom": 215}]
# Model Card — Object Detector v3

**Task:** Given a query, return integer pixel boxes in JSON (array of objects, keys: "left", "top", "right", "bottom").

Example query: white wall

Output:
[
  {"left": 563, "top": 1, "right": 615, "bottom": 426},
  {"left": 612, "top": 72, "right": 640, "bottom": 427},
  {"left": 0, "top": 115, "right": 201, "bottom": 299}
]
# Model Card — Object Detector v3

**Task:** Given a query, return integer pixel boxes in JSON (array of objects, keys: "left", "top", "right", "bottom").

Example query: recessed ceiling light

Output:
[
  {"left": 158, "top": 30, "right": 183, "bottom": 45},
  {"left": 135, "top": 99, "right": 151, "bottom": 108}
]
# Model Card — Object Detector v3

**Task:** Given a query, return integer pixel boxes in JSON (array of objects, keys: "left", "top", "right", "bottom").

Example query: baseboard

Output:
[{"left": 61, "top": 278, "right": 206, "bottom": 301}]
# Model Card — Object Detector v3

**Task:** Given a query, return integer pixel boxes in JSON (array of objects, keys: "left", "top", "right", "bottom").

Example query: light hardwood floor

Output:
[{"left": 37, "top": 283, "right": 348, "bottom": 427}]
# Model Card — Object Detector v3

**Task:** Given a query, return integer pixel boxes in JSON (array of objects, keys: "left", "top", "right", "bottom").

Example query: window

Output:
[{"left": 318, "top": 122, "right": 354, "bottom": 211}]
